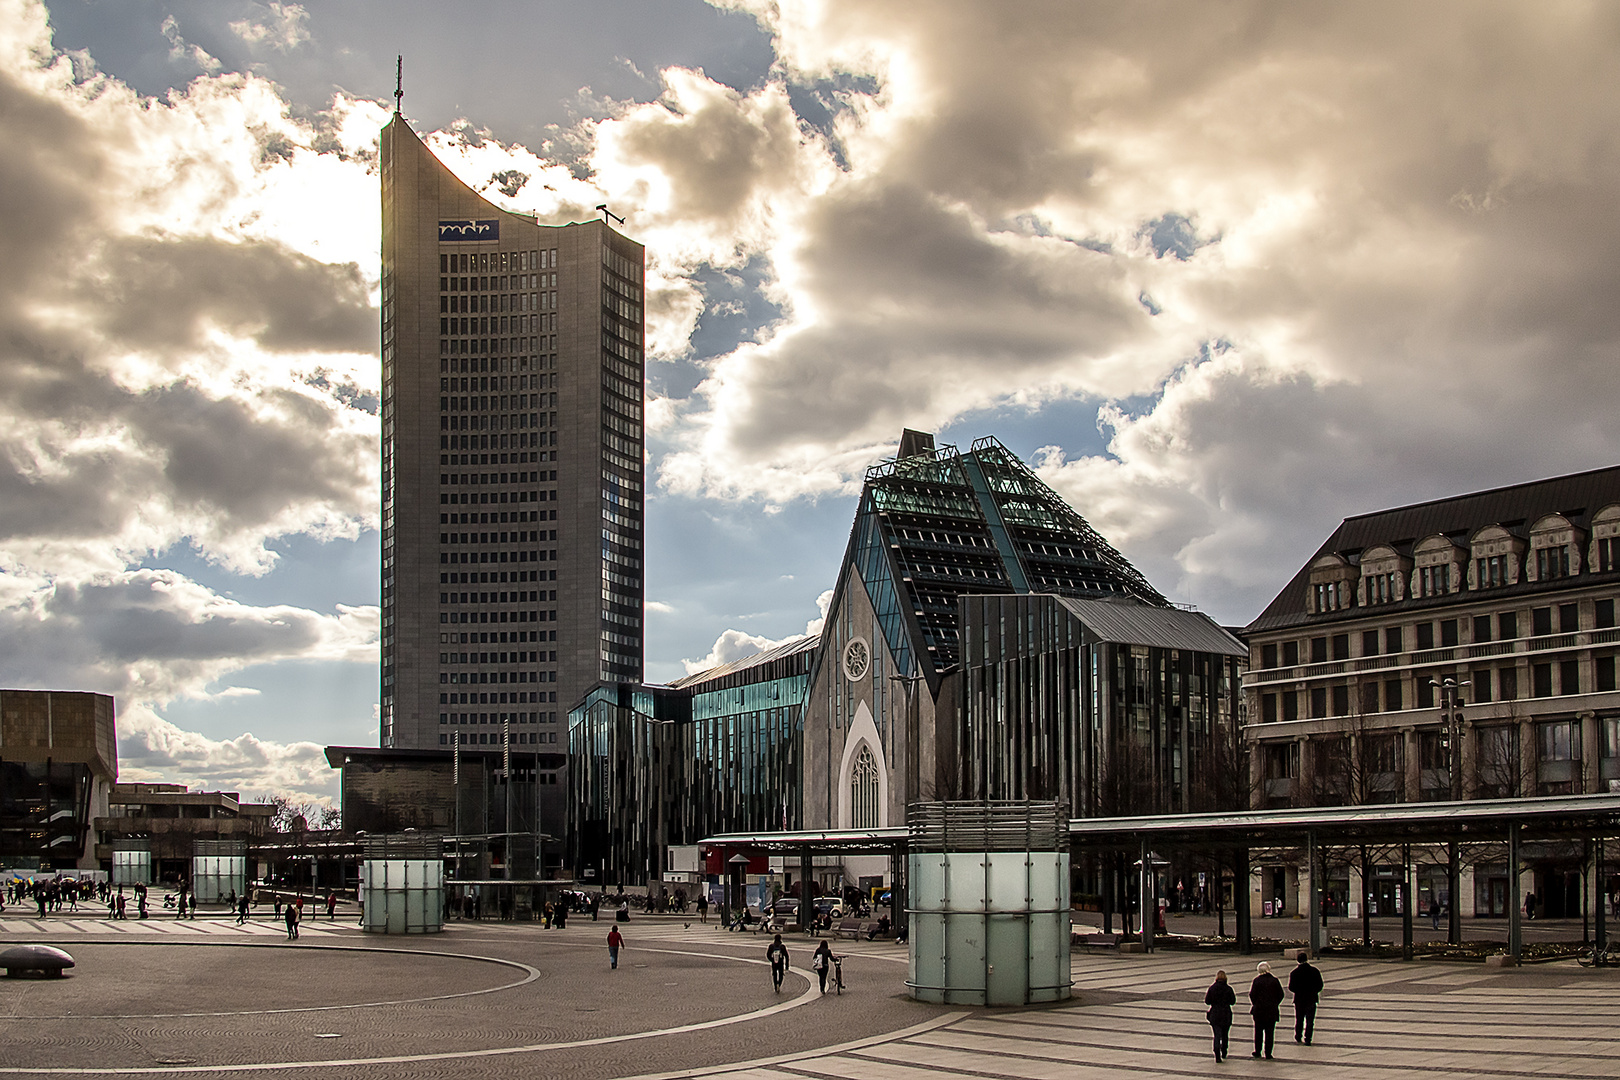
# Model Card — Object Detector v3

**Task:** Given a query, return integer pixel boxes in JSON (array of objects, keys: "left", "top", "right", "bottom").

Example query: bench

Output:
[
  {"left": 0, "top": 944, "right": 74, "bottom": 977},
  {"left": 1073, "top": 932, "right": 1123, "bottom": 950},
  {"left": 832, "top": 918, "right": 865, "bottom": 940}
]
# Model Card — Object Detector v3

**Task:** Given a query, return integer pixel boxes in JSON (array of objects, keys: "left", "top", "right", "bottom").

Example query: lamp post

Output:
[
  {"left": 1429, "top": 676, "right": 1469, "bottom": 945},
  {"left": 1429, "top": 678, "right": 1471, "bottom": 801}
]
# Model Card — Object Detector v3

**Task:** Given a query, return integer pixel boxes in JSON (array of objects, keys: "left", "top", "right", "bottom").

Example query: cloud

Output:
[
  {"left": 681, "top": 588, "right": 829, "bottom": 674},
  {"left": 117, "top": 704, "right": 339, "bottom": 803},
  {"left": 641, "top": 1, "right": 1620, "bottom": 621},
  {"left": 160, "top": 14, "right": 220, "bottom": 75},
  {"left": 228, "top": 3, "right": 311, "bottom": 52}
]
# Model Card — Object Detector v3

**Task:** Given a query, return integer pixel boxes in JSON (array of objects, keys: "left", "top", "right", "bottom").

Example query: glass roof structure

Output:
[{"left": 841, "top": 433, "right": 1168, "bottom": 687}]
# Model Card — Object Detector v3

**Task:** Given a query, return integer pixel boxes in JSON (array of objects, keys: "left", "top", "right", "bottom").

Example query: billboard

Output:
[{"left": 438, "top": 219, "right": 500, "bottom": 241}]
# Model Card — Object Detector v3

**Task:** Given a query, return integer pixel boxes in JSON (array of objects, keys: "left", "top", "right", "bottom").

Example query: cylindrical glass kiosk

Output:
[
  {"left": 907, "top": 801, "right": 1071, "bottom": 1006},
  {"left": 111, "top": 838, "right": 153, "bottom": 887},
  {"left": 361, "top": 834, "right": 444, "bottom": 934},
  {"left": 191, "top": 840, "right": 247, "bottom": 903}
]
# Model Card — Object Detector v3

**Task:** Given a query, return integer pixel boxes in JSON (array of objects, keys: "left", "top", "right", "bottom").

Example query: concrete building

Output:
[
  {"left": 377, "top": 104, "right": 645, "bottom": 842},
  {"left": 1242, "top": 465, "right": 1620, "bottom": 919},
  {"left": 95, "top": 783, "right": 274, "bottom": 882},
  {"left": 0, "top": 690, "right": 116, "bottom": 871}
]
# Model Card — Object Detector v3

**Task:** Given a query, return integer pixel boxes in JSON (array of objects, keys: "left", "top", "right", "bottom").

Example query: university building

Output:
[
  {"left": 1243, "top": 465, "right": 1620, "bottom": 917},
  {"left": 377, "top": 108, "right": 645, "bottom": 833}
]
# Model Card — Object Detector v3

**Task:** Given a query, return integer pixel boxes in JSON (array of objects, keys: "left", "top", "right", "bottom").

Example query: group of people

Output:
[
  {"left": 1204, "top": 952, "right": 1324, "bottom": 1062},
  {"left": 766, "top": 934, "right": 841, "bottom": 993}
]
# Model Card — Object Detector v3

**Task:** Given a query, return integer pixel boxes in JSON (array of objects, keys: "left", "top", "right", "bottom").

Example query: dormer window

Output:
[
  {"left": 1526, "top": 513, "right": 1585, "bottom": 584},
  {"left": 1307, "top": 553, "right": 1358, "bottom": 614},
  {"left": 1467, "top": 525, "right": 1524, "bottom": 591},
  {"left": 1357, "top": 544, "right": 1409, "bottom": 606},
  {"left": 1589, "top": 504, "right": 1620, "bottom": 572}
]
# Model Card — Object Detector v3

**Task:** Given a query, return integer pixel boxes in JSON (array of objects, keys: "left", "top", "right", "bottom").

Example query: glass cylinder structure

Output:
[
  {"left": 111, "top": 838, "right": 152, "bottom": 887},
  {"left": 191, "top": 840, "right": 247, "bottom": 902},
  {"left": 907, "top": 801, "right": 1071, "bottom": 1006},
  {"left": 361, "top": 834, "right": 444, "bottom": 934}
]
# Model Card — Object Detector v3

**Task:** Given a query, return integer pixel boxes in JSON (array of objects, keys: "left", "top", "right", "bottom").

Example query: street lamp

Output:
[{"left": 1429, "top": 678, "right": 1470, "bottom": 801}]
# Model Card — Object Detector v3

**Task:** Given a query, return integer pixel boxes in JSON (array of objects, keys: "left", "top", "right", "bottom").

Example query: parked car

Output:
[
  {"left": 812, "top": 896, "right": 846, "bottom": 918},
  {"left": 770, "top": 897, "right": 800, "bottom": 917}
]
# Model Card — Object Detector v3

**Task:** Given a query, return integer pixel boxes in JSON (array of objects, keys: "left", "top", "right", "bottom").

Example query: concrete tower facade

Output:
[{"left": 378, "top": 115, "right": 645, "bottom": 817}]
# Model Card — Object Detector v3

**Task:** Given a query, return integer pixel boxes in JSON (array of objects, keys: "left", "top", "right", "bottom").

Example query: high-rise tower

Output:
[{"left": 378, "top": 115, "right": 645, "bottom": 813}]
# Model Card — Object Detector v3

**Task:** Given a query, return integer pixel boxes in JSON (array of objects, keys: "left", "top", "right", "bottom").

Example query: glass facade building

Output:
[
  {"left": 956, "top": 593, "right": 1247, "bottom": 817},
  {"left": 567, "top": 637, "right": 814, "bottom": 886}
]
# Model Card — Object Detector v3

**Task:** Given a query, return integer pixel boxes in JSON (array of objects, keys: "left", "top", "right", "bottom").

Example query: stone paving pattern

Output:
[{"left": 1, "top": 913, "right": 1618, "bottom": 1078}]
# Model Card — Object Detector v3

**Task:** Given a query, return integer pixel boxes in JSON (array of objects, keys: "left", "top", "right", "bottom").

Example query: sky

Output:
[{"left": 4, "top": 0, "right": 1620, "bottom": 805}]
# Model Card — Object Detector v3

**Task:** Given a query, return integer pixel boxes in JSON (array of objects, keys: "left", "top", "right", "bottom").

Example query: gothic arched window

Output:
[{"left": 851, "top": 746, "right": 880, "bottom": 829}]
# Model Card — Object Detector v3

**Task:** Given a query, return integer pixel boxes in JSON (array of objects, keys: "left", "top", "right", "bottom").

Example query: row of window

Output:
[
  {"left": 1259, "top": 654, "right": 1619, "bottom": 721},
  {"left": 441, "top": 650, "right": 555, "bottom": 665},
  {"left": 440, "top": 630, "right": 555, "bottom": 645},
  {"left": 439, "top": 731, "right": 559, "bottom": 747},
  {"left": 440, "top": 250, "right": 556, "bottom": 275},
  {"left": 441, "top": 452, "right": 541, "bottom": 468},
  {"left": 443, "top": 470, "right": 553, "bottom": 486},
  {"left": 1261, "top": 599, "right": 1617, "bottom": 667},
  {"left": 439, "top": 569, "right": 547, "bottom": 585},
  {"left": 442, "top": 273, "right": 555, "bottom": 293},
  {"left": 440, "top": 346, "right": 555, "bottom": 373},
  {"left": 441, "top": 589, "right": 554, "bottom": 604}
]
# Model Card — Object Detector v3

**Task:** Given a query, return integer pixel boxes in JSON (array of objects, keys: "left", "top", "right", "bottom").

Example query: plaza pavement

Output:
[{"left": 1, "top": 912, "right": 1617, "bottom": 1078}]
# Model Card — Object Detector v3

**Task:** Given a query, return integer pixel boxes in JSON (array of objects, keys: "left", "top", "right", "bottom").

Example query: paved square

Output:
[{"left": 1, "top": 915, "right": 1616, "bottom": 1078}]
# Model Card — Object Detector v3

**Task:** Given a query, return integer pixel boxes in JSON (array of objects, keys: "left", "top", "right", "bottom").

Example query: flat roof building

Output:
[{"left": 0, "top": 690, "right": 116, "bottom": 871}]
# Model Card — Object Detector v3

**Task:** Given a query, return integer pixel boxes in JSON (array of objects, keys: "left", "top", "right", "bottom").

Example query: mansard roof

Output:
[{"left": 1245, "top": 463, "right": 1620, "bottom": 634}]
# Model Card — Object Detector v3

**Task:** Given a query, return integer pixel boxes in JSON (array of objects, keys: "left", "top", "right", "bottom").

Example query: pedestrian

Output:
[
  {"left": 176, "top": 890, "right": 187, "bottom": 919},
  {"left": 697, "top": 893, "right": 708, "bottom": 923},
  {"left": 1204, "top": 969, "right": 1235, "bottom": 1062},
  {"left": 1248, "top": 960, "right": 1284, "bottom": 1059},
  {"left": 284, "top": 901, "right": 299, "bottom": 940},
  {"left": 607, "top": 925, "right": 624, "bottom": 969},
  {"left": 1525, "top": 892, "right": 1536, "bottom": 920},
  {"left": 543, "top": 901, "right": 554, "bottom": 929},
  {"left": 811, "top": 940, "right": 834, "bottom": 994},
  {"left": 767, "top": 933, "right": 790, "bottom": 993},
  {"left": 1429, "top": 896, "right": 1442, "bottom": 931},
  {"left": 326, "top": 891, "right": 337, "bottom": 920},
  {"left": 1288, "top": 950, "right": 1324, "bottom": 1045},
  {"left": 237, "top": 893, "right": 250, "bottom": 925}
]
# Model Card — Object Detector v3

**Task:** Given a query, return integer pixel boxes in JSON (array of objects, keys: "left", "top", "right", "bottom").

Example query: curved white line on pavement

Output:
[
  {"left": 0, "top": 945, "right": 825, "bottom": 1074},
  {"left": 0, "top": 942, "right": 540, "bottom": 1020}
]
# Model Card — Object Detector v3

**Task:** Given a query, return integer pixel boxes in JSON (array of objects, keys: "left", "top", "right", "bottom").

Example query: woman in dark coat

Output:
[
  {"left": 1204, "top": 970, "right": 1236, "bottom": 1061},
  {"left": 1249, "top": 961, "right": 1285, "bottom": 1059}
]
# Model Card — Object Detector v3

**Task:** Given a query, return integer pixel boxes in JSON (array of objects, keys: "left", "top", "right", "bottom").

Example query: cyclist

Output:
[
  {"left": 767, "top": 933, "right": 790, "bottom": 992},
  {"left": 812, "top": 940, "right": 834, "bottom": 994}
]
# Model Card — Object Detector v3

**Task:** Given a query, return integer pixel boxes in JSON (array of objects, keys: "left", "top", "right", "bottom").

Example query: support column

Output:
[
  {"left": 1307, "top": 831, "right": 1323, "bottom": 957},
  {"left": 799, "top": 848, "right": 813, "bottom": 933},
  {"left": 1581, "top": 711, "right": 1600, "bottom": 794},
  {"left": 1139, "top": 836, "right": 1154, "bottom": 953},
  {"left": 1401, "top": 843, "right": 1413, "bottom": 961},
  {"left": 1235, "top": 846, "right": 1252, "bottom": 955},
  {"left": 892, "top": 841, "right": 907, "bottom": 937},
  {"left": 1598, "top": 837, "right": 1608, "bottom": 951},
  {"left": 1101, "top": 855, "right": 1114, "bottom": 935},
  {"left": 1508, "top": 823, "right": 1522, "bottom": 964},
  {"left": 1402, "top": 727, "right": 1421, "bottom": 803},
  {"left": 1447, "top": 840, "right": 1462, "bottom": 944}
]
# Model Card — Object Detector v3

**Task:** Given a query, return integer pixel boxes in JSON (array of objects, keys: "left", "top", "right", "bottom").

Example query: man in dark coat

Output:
[
  {"left": 1248, "top": 961, "right": 1285, "bottom": 1059},
  {"left": 1289, "top": 950, "right": 1325, "bottom": 1044}
]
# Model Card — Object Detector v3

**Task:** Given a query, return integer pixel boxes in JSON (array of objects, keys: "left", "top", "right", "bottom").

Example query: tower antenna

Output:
[
  {"left": 394, "top": 55, "right": 404, "bottom": 115},
  {"left": 595, "top": 203, "right": 625, "bottom": 227}
]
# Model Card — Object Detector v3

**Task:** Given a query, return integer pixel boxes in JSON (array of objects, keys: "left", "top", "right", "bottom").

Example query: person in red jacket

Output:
[
  {"left": 1248, "top": 961, "right": 1285, "bottom": 1059},
  {"left": 607, "top": 925, "right": 624, "bottom": 969}
]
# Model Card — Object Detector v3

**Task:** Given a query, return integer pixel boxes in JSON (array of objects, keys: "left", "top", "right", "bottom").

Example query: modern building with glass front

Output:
[
  {"left": 802, "top": 431, "right": 1171, "bottom": 834},
  {"left": 567, "top": 637, "right": 815, "bottom": 887}
]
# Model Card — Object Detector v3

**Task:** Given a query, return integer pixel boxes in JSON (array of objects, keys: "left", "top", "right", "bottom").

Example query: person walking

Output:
[
  {"left": 236, "top": 893, "right": 250, "bottom": 925},
  {"left": 697, "top": 893, "right": 708, "bottom": 923},
  {"left": 607, "top": 925, "right": 624, "bottom": 969},
  {"left": 1204, "top": 970, "right": 1236, "bottom": 1062},
  {"left": 1289, "top": 950, "right": 1324, "bottom": 1045},
  {"left": 326, "top": 891, "right": 337, "bottom": 920},
  {"left": 767, "top": 933, "right": 790, "bottom": 993},
  {"left": 284, "top": 901, "right": 299, "bottom": 940},
  {"left": 1429, "top": 897, "right": 1442, "bottom": 931},
  {"left": 1248, "top": 960, "right": 1284, "bottom": 1059},
  {"left": 811, "top": 941, "right": 834, "bottom": 994}
]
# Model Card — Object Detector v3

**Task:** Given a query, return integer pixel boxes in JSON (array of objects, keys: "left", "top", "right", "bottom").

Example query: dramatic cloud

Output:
[
  {"left": 648, "top": 0, "right": 1620, "bottom": 624},
  {"left": 681, "top": 588, "right": 829, "bottom": 674}
]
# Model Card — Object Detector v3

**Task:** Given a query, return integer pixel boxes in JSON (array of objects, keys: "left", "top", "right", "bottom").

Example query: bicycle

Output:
[
  {"left": 830, "top": 953, "right": 846, "bottom": 994},
  {"left": 1578, "top": 945, "right": 1616, "bottom": 968}
]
